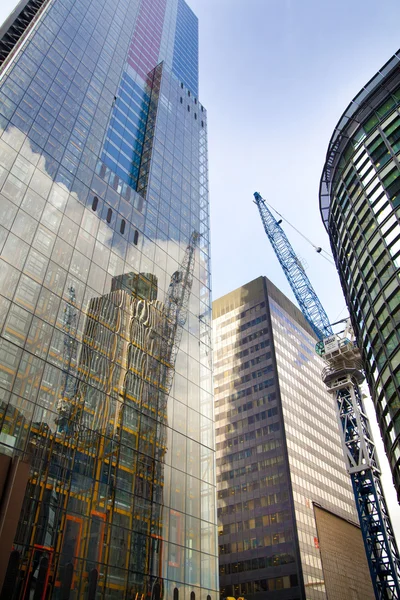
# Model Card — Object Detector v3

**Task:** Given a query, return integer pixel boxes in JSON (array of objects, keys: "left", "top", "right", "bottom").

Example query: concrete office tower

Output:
[
  {"left": 213, "top": 277, "right": 374, "bottom": 600},
  {"left": 320, "top": 51, "right": 400, "bottom": 503},
  {"left": 0, "top": 0, "right": 217, "bottom": 598}
]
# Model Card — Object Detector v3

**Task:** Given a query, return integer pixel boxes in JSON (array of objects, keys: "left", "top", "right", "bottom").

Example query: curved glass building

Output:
[{"left": 320, "top": 51, "right": 400, "bottom": 503}]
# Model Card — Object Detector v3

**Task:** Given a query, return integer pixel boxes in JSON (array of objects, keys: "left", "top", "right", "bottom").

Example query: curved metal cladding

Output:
[
  {"left": 0, "top": 0, "right": 216, "bottom": 598},
  {"left": 319, "top": 50, "right": 400, "bottom": 503}
]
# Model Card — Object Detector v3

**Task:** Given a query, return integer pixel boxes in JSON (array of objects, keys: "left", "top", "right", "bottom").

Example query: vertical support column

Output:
[{"left": 324, "top": 366, "right": 400, "bottom": 600}]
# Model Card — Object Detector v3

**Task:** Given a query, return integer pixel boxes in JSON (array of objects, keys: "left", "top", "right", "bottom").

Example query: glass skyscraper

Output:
[
  {"left": 0, "top": 0, "right": 217, "bottom": 598},
  {"left": 213, "top": 277, "right": 373, "bottom": 600},
  {"left": 319, "top": 51, "right": 400, "bottom": 503}
]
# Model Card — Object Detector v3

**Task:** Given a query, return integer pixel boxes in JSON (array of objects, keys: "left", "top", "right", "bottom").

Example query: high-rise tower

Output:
[
  {"left": 213, "top": 277, "right": 374, "bottom": 600},
  {"left": 320, "top": 51, "right": 400, "bottom": 503},
  {"left": 0, "top": 0, "right": 216, "bottom": 598}
]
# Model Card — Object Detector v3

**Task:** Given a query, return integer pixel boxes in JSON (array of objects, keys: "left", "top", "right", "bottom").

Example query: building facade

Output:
[
  {"left": 319, "top": 51, "right": 400, "bottom": 502},
  {"left": 213, "top": 277, "right": 373, "bottom": 600},
  {"left": 0, "top": 0, "right": 217, "bottom": 598}
]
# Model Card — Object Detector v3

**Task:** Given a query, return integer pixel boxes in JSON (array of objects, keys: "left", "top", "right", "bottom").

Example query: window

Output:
[
  {"left": 369, "top": 140, "right": 391, "bottom": 169},
  {"left": 194, "top": 113, "right": 197, "bottom": 120},
  {"left": 133, "top": 230, "right": 139, "bottom": 245},
  {"left": 180, "top": 97, "right": 182, "bottom": 104},
  {"left": 187, "top": 105, "right": 190, "bottom": 112},
  {"left": 377, "top": 97, "right": 396, "bottom": 119},
  {"left": 111, "top": 174, "right": 119, "bottom": 191},
  {"left": 106, "top": 208, "right": 112, "bottom": 223},
  {"left": 174, "top": 589, "right": 179, "bottom": 600},
  {"left": 120, "top": 219, "right": 125, "bottom": 235},
  {"left": 181, "top": 82, "right": 183, "bottom": 89},
  {"left": 194, "top": 98, "right": 197, "bottom": 104},
  {"left": 92, "top": 196, "right": 98, "bottom": 211},
  {"left": 201, "top": 121, "right": 204, "bottom": 127},
  {"left": 188, "top": 90, "right": 190, "bottom": 97},
  {"left": 190, "top": 593, "right": 195, "bottom": 600}
]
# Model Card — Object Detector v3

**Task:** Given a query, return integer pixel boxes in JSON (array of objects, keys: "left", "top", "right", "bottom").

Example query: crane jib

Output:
[{"left": 253, "top": 192, "right": 332, "bottom": 340}]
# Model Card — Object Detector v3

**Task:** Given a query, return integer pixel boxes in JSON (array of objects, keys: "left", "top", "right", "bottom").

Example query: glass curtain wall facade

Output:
[
  {"left": 319, "top": 51, "right": 400, "bottom": 502},
  {"left": 213, "top": 277, "right": 373, "bottom": 600},
  {"left": 0, "top": 0, "right": 217, "bottom": 598}
]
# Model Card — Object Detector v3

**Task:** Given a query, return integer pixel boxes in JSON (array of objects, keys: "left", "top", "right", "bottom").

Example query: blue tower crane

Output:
[
  {"left": 253, "top": 192, "right": 332, "bottom": 340},
  {"left": 254, "top": 191, "right": 400, "bottom": 600}
]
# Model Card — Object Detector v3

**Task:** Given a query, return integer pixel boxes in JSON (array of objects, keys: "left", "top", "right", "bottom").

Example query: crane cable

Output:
[{"left": 263, "top": 198, "right": 336, "bottom": 266}]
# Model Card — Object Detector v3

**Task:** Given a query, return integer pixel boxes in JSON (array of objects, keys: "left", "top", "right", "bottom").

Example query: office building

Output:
[
  {"left": 213, "top": 277, "right": 373, "bottom": 600},
  {"left": 0, "top": 0, "right": 217, "bottom": 598},
  {"left": 320, "top": 51, "right": 400, "bottom": 502}
]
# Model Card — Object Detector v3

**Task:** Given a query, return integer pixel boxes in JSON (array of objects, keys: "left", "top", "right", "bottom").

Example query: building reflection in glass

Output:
[{"left": 4, "top": 255, "right": 195, "bottom": 597}]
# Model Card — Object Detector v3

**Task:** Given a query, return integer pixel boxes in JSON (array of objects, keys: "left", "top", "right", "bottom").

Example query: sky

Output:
[{"left": 1, "top": 0, "right": 400, "bottom": 543}]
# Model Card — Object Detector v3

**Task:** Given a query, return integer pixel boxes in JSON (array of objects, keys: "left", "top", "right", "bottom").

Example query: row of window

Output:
[
  {"left": 216, "top": 315, "right": 267, "bottom": 345},
  {"left": 217, "top": 491, "right": 289, "bottom": 516},
  {"left": 179, "top": 81, "right": 204, "bottom": 109},
  {"left": 95, "top": 158, "right": 145, "bottom": 210},
  {"left": 240, "top": 351, "right": 272, "bottom": 371},
  {"left": 216, "top": 421, "right": 280, "bottom": 453},
  {"left": 214, "top": 352, "right": 273, "bottom": 385},
  {"left": 216, "top": 302, "right": 266, "bottom": 331},
  {"left": 215, "top": 365, "right": 274, "bottom": 393},
  {"left": 217, "top": 468, "right": 285, "bottom": 500},
  {"left": 221, "top": 575, "right": 299, "bottom": 596},
  {"left": 333, "top": 84, "right": 400, "bottom": 185},
  {"left": 215, "top": 392, "right": 276, "bottom": 422},
  {"left": 217, "top": 438, "right": 281, "bottom": 466},
  {"left": 91, "top": 196, "right": 139, "bottom": 244},
  {"left": 332, "top": 187, "right": 400, "bottom": 374},
  {"left": 215, "top": 405, "right": 278, "bottom": 438},
  {"left": 178, "top": 98, "right": 204, "bottom": 125},
  {"left": 217, "top": 453, "right": 283, "bottom": 483},
  {"left": 218, "top": 528, "right": 293, "bottom": 555},
  {"left": 240, "top": 313, "right": 267, "bottom": 332},
  {"left": 331, "top": 149, "right": 400, "bottom": 394},
  {"left": 215, "top": 378, "right": 275, "bottom": 407},
  {"left": 219, "top": 510, "right": 290, "bottom": 536},
  {"left": 214, "top": 340, "right": 270, "bottom": 374},
  {"left": 214, "top": 328, "right": 269, "bottom": 365},
  {"left": 219, "top": 552, "right": 295, "bottom": 575}
]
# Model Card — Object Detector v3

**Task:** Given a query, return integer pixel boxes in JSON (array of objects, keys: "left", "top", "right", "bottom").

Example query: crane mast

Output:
[
  {"left": 253, "top": 191, "right": 400, "bottom": 600},
  {"left": 319, "top": 326, "right": 400, "bottom": 599}
]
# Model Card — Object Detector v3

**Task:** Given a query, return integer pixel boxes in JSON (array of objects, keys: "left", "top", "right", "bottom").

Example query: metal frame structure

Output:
[
  {"left": 0, "top": 0, "right": 50, "bottom": 69},
  {"left": 253, "top": 192, "right": 332, "bottom": 340},
  {"left": 161, "top": 230, "right": 200, "bottom": 393},
  {"left": 253, "top": 191, "right": 400, "bottom": 599},
  {"left": 57, "top": 286, "right": 78, "bottom": 433},
  {"left": 321, "top": 331, "right": 400, "bottom": 599}
]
